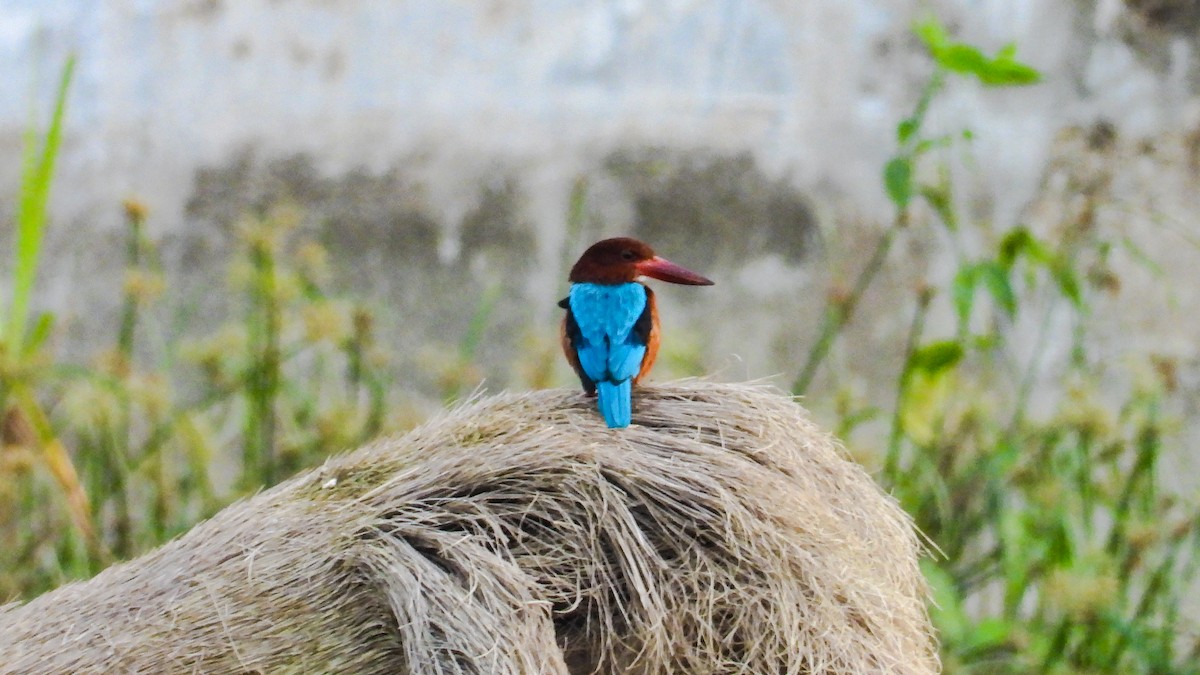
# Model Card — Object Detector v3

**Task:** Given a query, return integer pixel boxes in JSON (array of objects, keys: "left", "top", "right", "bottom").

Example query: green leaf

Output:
[
  {"left": 998, "top": 229, "right": 1028, "bottom": 268},
  {"left": 953, "top": 264, "right": 978, "bottom": 326},
  {"left": 6, "top": 55, "right": 75, "bottom": 353},
  {"left": 998, "top": 228, "right": 1084, "bottom": 307},
  {"left": 969, "top": 332, "right": 1000, "bottom": 351},
  {"left": 899, "top": 368, "right": 954, "bottom": 446},
  {"left": 937, "top": 44, "right": 990, "bottom": 76},
  {"left": 998, "top": 227, "right": 1050, "bottom": 269},
  {"left": 998, "top": 507, "right": 1030, "bottom": 606},
  {"left": 883, "top": 156, "right": 913, "bottom": 208},
  {"left": 913, "top": 135, "right": 952, "bottom": 156},
  {"left": 1049, "top": 258, "right": 1083, "bottom": 308},
  {"left": 980, "top": 58, "right": 1042, "bottom": 86},
  {"left": 977, "top": 262, "right": 1017, "bottom": 318},
  {"left": 897, "top": 117, "right": 918, "bottom": 144},
  {"left": 913, "top": 17, "right": 1041, "bottom": 88},
  {"left": 914, "top": 16, "right": 949, "bottom": 55},
  {"left": 919, "top": 184, "right": 956, "bottom": 232},
  {"left": 911, "top": 340, "right": 965, "bottom": 374},
  {"left": 22, "top": 312, "right": 54, "bottom": 355}
]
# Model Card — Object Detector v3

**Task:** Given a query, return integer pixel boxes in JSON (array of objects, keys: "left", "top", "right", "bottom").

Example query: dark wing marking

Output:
[
  {"left": 560, "top": 302, "right": 596, "bottom": 395},
  {"left": 632, "top": 285, "right": 653, "bottom": 347}
]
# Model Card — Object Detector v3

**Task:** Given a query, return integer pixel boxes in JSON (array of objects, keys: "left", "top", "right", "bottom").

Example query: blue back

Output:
[{"left": 568, "top": 282, "right": 648, "bottom": 427}]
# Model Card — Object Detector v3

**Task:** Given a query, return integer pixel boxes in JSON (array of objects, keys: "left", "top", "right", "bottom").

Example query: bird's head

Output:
[{"left": 568, "top": 237, "right": 714, "bottom": 286}]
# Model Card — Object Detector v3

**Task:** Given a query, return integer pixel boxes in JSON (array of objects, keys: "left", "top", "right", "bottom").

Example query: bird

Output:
[{"left": 559, "top": 237, "right": 714, "bottom": 428}]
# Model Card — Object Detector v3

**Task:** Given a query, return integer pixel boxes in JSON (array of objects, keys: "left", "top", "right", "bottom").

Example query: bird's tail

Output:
[{"left": 596, "top": 379, "right": 632, "bottom": 428}]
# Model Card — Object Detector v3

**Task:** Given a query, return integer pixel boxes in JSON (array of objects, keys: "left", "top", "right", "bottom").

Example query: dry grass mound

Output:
[{"left": 0, "top": 380, "right": 938, "bottom": 674}]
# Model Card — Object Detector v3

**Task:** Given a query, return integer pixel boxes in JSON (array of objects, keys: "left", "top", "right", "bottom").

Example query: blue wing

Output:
[{"left": 567, "top": 282, "right": 648, "bottom": 427}]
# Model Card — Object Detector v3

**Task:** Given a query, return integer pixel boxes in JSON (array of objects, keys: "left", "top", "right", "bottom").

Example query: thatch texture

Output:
[{"left": 0, "top": 380, "right": 938, "bottom": 674}]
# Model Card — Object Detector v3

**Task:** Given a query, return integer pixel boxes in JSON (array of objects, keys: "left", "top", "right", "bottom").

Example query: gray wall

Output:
[{"left": 2, "top": 0, "right": 1198, "bottom": 415}]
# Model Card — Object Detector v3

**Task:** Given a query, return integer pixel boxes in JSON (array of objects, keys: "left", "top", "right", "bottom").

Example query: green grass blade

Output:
[
  {"left": 0, "top": 99, "right": 39, "bottom": 343},
  {"left": 7, "top": 54, "right": 75, "bottom": 353}
]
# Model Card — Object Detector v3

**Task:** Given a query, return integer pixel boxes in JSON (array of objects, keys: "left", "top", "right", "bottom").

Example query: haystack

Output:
[{"left": 0, "top": 380, "right": 938, "bottom": 674}]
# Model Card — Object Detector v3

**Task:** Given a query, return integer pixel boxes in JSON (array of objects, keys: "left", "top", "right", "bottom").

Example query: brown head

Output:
[{"left": 568, "top": 237, "right": 714, "bottom": 286}]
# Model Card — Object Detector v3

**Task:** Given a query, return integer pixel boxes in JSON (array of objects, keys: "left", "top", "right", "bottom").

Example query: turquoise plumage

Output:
[{"left": 567, "top": 282, "right": 647, "bottom": 428}]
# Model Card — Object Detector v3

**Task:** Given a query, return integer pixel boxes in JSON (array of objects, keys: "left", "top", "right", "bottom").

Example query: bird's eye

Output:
[{"left": 620, "top": 249, "right": 636, "bottom": 261}]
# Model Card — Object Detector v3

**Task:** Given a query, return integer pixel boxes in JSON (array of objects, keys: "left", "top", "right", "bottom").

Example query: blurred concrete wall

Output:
[{"left": 1, "top": 0, "right": 1198, "bottom": 414}]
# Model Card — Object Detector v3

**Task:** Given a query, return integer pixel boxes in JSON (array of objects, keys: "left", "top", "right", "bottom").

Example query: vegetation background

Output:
[{"left": 2, "top": 3, "right": 1199, "bottom": 673}]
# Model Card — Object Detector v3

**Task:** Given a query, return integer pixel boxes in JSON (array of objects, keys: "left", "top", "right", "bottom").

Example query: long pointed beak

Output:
[{"left": 636, "top": 256, "right": 714, "bottom": 286}]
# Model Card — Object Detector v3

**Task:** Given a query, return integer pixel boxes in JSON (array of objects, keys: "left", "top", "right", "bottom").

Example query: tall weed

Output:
[{"left": 796, "top": 17, "right": 1199, "bottom": 673}]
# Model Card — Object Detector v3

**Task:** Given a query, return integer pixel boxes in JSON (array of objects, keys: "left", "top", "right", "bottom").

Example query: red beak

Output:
[{"left": 636, "top": 256, "right": 714, "bottom": 286}]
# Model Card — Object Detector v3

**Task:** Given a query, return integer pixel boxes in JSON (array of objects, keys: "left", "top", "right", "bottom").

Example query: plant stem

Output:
[
  {"left": 118, "top": 209, "right": 144, "bottom": 362},
  {"left": 792, "top": 210, "right": 908, "bottom": 395},
  {"left": 245, "top": 237, "right": 281, "bottom": 486},
  {"left": 1006, "top": 295, "right": 1055, "bottom": 435},
  {"left": 790, "top": 70, "right": 934, "bottom": 396},
  {"left": 112, "top": 205, "right": 147, "bottom": 552},
  {"left": 885, "top": 286, "right": 933, "bottom": 479}
]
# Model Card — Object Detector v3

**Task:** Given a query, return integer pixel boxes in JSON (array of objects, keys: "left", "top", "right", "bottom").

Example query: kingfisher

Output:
[{"left": 559, "top": 237, "right": 714, "bottom": 428}]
